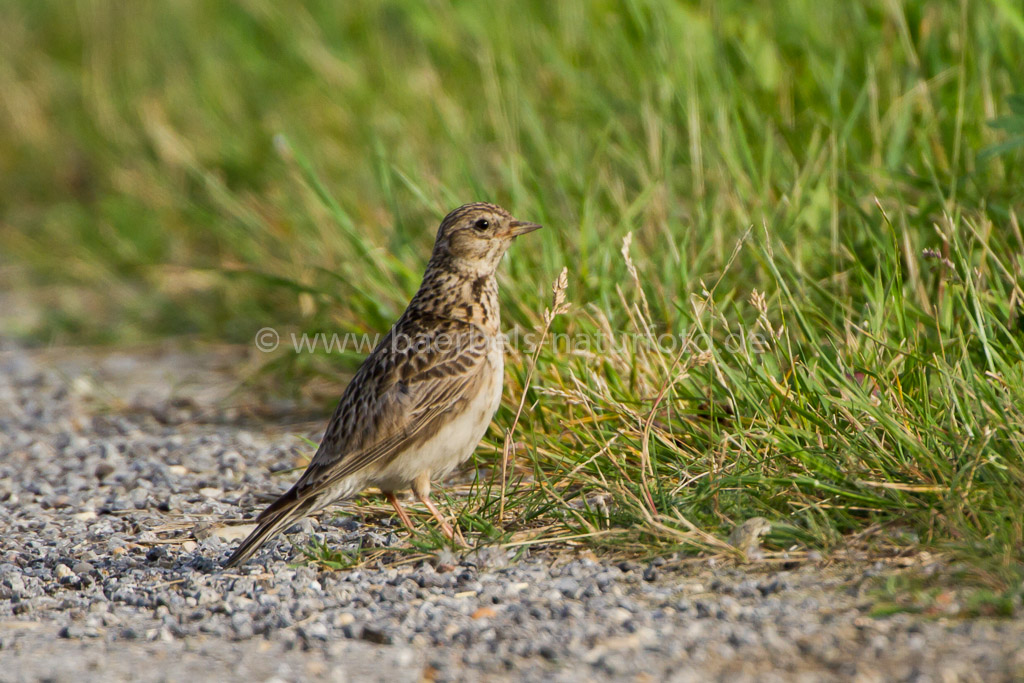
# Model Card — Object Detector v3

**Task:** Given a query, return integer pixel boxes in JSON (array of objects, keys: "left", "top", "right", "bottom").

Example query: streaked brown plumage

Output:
[{"left": 225, "top": 202, "right": 541, "bottom": 567}]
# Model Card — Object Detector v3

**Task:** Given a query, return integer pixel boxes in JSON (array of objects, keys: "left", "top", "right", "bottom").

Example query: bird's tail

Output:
[{"left": 223, "top": 489, "right": 316, "bottom": 568}]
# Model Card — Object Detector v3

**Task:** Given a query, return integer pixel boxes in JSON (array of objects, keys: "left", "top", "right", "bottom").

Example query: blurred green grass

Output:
[{"left": 2, "top": 0, "right": 1023, "bottom": 592}]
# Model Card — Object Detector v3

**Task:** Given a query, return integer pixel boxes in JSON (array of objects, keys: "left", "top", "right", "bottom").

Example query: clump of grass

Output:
[
  {"left": 3, "top": 2, "right": 1023, "bottom": 592},
  {"left": 486, "top": 214, "right": 1024, "bottom": 590},
  {"left": 300, "top": 534, "right": 433, "bottom": 571},
  {"left": 871, "top": 569, "right": 1024, "bottom": 618}
]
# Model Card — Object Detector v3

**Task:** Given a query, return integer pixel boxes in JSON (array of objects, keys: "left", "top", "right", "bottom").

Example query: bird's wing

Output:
[{"left": 271, "top": 317, "right": 493, "bottom": 511}]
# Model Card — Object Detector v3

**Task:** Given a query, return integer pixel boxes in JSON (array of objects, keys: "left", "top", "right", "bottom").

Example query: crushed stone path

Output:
[{"left": 1, "top": 344, "right": 1022, "bottom": 682}]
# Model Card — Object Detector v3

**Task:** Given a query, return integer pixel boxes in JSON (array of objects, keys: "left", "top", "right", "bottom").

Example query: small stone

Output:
[
  {"left": 300, "top": 622, "right": 329, "bottom": 641},
  {"left": 360, "top": 626, "right": 391, "bottom": 645},
  {"left": 608, "top": 608, "right": 632, "bottom": 625},
  {"left": 554, "top": 577, "right": 581, "bottom": 598}
]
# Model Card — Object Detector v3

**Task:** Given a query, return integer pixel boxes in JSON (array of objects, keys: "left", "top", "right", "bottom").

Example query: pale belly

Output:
[{"left": 368, "top": 347, "right": 504, "bottom": 492}]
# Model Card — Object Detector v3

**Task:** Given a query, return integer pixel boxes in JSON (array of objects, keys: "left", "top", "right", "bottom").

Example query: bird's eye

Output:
[{"left": 473, "top": 218, "right": 490, "bottom": 231}]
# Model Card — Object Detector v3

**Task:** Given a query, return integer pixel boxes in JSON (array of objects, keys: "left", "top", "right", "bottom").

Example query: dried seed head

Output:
[
  {"left": 620, "top": 232, "right": 637, "bottom": 281},
  {"left": 921, "top": 248, "right": 955, "bottom": 270},
  {"left": 750, "top": 290, "right": 767, "bottom": 315},
  {"left": 544, "top": 267, "right": 570, "bottom": 323}
]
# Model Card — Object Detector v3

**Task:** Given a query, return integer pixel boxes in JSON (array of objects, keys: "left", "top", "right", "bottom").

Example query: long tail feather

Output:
[{"left": 223, "top": 491, "right": 315, "bottom": 567}]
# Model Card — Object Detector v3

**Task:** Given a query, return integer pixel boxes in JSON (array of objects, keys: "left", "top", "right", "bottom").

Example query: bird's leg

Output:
[
  {"left": 384, "top": 491, "right": 416, "bottom": 531},
  {"left": 412, "top": 472, "right": 469, "bottom": 547}
]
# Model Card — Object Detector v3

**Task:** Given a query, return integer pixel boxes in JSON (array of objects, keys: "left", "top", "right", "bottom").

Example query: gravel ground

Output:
[{"left": 1, "top": 344, "right": 1023, "bottom": 682}]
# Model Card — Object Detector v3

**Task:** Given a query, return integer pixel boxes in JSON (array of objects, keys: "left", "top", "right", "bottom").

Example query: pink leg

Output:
[
  {"left": 384, "top": 491, "right": 415, "bottom": 531},
  {"left": 412, "top": 473, "right": 469, "bottom": 547}
]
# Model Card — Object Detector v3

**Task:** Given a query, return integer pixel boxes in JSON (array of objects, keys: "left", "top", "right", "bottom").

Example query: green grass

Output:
[
  {"left": 2, "top": 1, "right": 1023, "bottom": 595},
  {"left": 872, "top": 569, "right": 1024, "bottom": 618}
]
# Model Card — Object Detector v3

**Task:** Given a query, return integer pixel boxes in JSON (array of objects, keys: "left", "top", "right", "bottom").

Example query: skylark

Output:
[{"left": 225, "top": 202, "right": 541, "bottom": 567}]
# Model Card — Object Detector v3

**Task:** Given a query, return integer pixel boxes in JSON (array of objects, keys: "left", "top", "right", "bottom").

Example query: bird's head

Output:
[{"left": 430, "top": 202, "right": 542, "bottom": 276}]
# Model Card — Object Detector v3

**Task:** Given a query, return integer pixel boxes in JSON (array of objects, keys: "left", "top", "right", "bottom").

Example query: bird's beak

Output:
[{"left": 507, "top": 220, "right": 543, "bottom": 237}]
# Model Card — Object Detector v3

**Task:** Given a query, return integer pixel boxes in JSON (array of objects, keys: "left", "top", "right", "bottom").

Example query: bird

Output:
[{"left": 224, "top": 202, "right": 541, "bottom": 567}]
